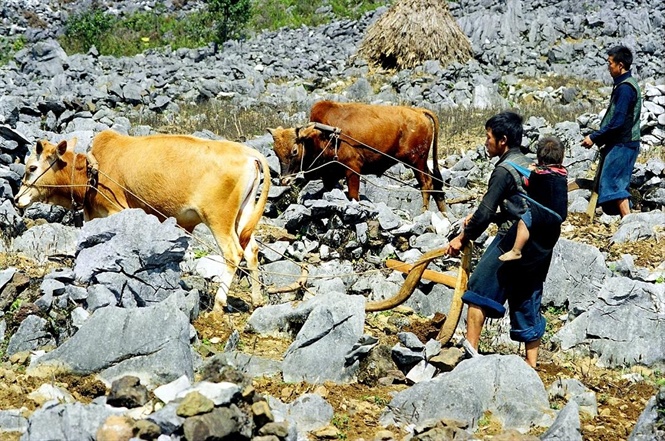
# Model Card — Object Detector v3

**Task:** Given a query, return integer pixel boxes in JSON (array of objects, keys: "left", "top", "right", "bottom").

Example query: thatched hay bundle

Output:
[{"left": 358, "top": 0, "right": 473, "bottom": 70}]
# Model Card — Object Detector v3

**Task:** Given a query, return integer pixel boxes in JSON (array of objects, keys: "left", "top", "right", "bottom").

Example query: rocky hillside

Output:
[{"left": 0, "top": 1, "right": 664, "bottom": 440}]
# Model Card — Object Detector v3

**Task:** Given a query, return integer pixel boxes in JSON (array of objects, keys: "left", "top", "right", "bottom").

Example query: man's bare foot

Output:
[{"left": 499, "top": 249, "right": 522, "bottom": 261}]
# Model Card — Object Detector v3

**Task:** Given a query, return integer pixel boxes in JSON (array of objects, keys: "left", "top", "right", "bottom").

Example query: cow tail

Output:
[
  {"left": 424, "top": 109, "right": 444, "bottom": 191},
  {"left": 239, "top": 151, "right": 271, "bottom": 249}
]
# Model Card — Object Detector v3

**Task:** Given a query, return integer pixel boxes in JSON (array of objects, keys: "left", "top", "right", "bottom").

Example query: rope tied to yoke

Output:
[
  {"left": 290, "top": 122, "right": 451, "bottom": 195},
  {"left": 18, "top": 135, "right": 463, "bottom": 304}
]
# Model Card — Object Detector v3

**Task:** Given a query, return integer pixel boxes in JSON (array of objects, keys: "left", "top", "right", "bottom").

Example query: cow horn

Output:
[{"left": 295, "top": 122, "right": 316, "bottom": 138}]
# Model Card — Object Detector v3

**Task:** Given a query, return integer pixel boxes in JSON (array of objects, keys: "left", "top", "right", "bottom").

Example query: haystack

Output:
[{"left": 358, "top": 0, "right": 473, "bottom": 70}]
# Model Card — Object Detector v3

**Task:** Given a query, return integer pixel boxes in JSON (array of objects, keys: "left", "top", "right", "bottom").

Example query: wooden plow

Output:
[{"left": 365, "top": 242, "right": 473, "bottom": 345}]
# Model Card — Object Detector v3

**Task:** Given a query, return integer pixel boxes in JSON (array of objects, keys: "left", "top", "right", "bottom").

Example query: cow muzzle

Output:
[{"left": 14, "top": 185, "right": 38, "bottom": 210}]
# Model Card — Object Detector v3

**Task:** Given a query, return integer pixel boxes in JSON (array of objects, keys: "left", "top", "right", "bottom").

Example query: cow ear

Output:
[
  {"left": 267, "top": 128, "right": 274, "bottom": 136},
  {"left": 35, "top": 140, "right": 44, "bottom": 155},
  {"left": 56, "top": 140, "right": 68, "bottom": 158}
]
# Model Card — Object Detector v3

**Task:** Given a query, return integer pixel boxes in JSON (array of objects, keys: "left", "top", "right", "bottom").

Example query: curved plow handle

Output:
[
  {"left": 365, "top": 246, "right": 449, "bottom": 312},
  {"left": 436, "top": 242, "right": 472, "bottom": 345}
]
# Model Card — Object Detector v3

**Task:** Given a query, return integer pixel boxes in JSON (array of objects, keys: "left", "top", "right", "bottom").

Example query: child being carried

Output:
[{"left": 500, "top": 136, "right": 568, "bottom": 262}]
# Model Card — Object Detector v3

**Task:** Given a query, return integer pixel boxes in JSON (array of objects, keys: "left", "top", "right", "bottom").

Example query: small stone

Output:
[
  {"left": 252, "top": 400, "right": 274, "bottom": 427},
  {"left": 310, "top": 425, "right": 340, "bottom": 438},
  {"left": 176, "top": 391, "right": 215, "bottom": 417},
  {"left": 96, "top": 415, "right": 135, "bottom": 441}
]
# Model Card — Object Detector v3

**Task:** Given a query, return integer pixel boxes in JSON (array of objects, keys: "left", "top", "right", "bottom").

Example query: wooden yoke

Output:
[
  {"left": 365, "top": 246, "right": 450, "bottom": 312},
  {"left": 436, "top": 242, "right": 472, "bottom": 344},
  {"left": 368, "top": 242, "right": 473, "bottom": 346}
]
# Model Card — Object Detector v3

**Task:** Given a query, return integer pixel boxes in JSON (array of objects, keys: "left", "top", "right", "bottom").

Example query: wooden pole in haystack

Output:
[{"left": 358, "top": 0, "right": 473, "bottom": 70}]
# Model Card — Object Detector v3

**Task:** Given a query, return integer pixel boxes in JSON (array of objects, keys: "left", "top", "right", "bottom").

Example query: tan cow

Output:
[
  {"left": 269, "top": 100, "right": 447, "bottom": 212},
  {"left": 15, "top": 130, "right": 271, "bottom": 311}
]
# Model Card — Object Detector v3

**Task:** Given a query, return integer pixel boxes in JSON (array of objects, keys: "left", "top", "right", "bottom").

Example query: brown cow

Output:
[
  {"left": 269, "top": 100, "right": 446, "bottom": 212},
  {"left": 15, "top": 130, "right": 271, "bottom": 312}
]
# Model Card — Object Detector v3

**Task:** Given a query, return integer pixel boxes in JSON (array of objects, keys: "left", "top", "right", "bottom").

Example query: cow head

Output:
[
  {"left": 15, "top": 138, "right": 77, "bottom": 210},
  {"left": 268, "top": 126, "right": 307, "bottom": 185}
]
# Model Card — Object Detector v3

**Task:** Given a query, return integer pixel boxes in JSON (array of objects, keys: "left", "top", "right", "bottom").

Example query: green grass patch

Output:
[
  {"left": 0, "top": 36, "right": 26, "bottom": 66},
  {"left": 250, "top": 0, "right": 386, "bottom": 30},
  {"left": 59, "top": 6, "right": 216, "bottom": 56},
  {"left": 58, "top": 0, "right": 389, "bottom": 57}
]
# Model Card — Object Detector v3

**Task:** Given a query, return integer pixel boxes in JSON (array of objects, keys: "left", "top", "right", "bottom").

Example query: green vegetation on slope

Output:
[
  {"left": 59, "top": 0, "right": 389, "bottom": 57},
  {"left": 0, "top": 36, "right": 26, "bottom": 65}
]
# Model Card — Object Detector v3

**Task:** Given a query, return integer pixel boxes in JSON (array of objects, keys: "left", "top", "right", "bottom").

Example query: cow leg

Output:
[
  {"left": 243, "top": 234, "right": 264, "bottom": 307},
  {"left": 235, "top": 192, "right": 265, "bottom": 307},
  {"left": 206, "top": 221, "right": 244, "bottom": 313},
  {"left": 415, "top": 170, "right": 435, "bottom": 212},
  {"left": 431, "top": 168, "right": 447, "bottom": 213},
  {"left": 216, "top": 246, "right": 243, "bottom": 312},
  {"left": 322, "top": 174, "right": 338, "bottom": 191},
  {"left": 434, "top": 194, "right": 447, "bottom": 213},
  {"left": 346, "top": 172, "right": 361, "bottom": 201}
]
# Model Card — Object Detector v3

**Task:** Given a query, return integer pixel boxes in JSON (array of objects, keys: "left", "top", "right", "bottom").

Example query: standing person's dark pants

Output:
[{"left": 461, "top": 225, "right": 547, "bottom": 343}]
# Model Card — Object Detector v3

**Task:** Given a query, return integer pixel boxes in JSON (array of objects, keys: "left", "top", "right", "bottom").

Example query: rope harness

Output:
[
  {"left": 17, "top": 152, "right": 101, "bottom": 227},
  {"left": 16, "top": 138, "right": 464, "bottom": 311},
  {"left": 290, "top": 123, "right": 475, "bottom": 199},
  {"left": 17, "top": 151, "right": 271, "bottom": 309}
]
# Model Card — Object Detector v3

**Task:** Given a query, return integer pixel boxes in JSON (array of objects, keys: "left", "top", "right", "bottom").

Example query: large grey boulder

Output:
[
  {"left": 28, "top": 291, "right": 194, "bottom": 387},
  {"left": 612, "top": 212, "right": 665, "bottom": 243},
  {"left": 281, "top": 292, "right": 366, "bottom": 383},
  {"left": 262, "top": 260, "right": 303, "bottom": 289},
  {"left": 553, "top": 277, "right": 665, "bottom": 368},
  {"left": 0, "top": 199, "right": 25, "bottom": 239},
  {"left": 268, "top": 393, "right": 333, "bottom": 439},
  {"left": 540, "top": 400, "right": 582, "bottom": 441},
  {"left": 361, "top": 177, "right": 430, "bottom": 216},
  {"left": 0, "top": 408, "right": 28, "bottom": 435},
  {"left": 19, "top": 401, "right": 124, "bottom": 441},
  {"left": 74, "top": 209, "right": 190, "bottom": 307},
  {"left": 380, "top": 355, "right": 553, "bottom": 432},
  {"left": 543, "top": 239, "right": 611, "bottom": 318},
  {"left": 15, "top": 39, "right": 68, "bottom": 78},
  {"left": 11, "top": 222, "right": 79, "bottom": 263},
  {"left": 628, "top": 388, "right": 665, "bottom": 441},
  {"left": 246, "top": 301, "right": 309, "bottom": 336},
  {"left": 6, "top": 315, "right": 55, "bottom": 357}
]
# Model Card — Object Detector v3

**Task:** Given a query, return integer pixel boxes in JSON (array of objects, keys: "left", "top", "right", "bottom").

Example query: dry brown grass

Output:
[{"left": 132, "top": 100, "right": 303, "bottom": 141}]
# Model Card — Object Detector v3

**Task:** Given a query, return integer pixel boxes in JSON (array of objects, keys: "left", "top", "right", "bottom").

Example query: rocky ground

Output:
[
  {"left": 1, "top": 0, "right": 664, "bottom": 440},
  {"left": 0, "top": 205, "right": 662, "bottom": 441}
]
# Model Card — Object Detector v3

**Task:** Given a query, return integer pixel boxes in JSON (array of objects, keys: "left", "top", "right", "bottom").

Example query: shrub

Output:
[
  {"left": 329, "top": 0, "right": 386, "bottom": 20},
  {"left": 58, "top": 1, "right": 390, "bottom": 56},
  {"left": 62, "top": 8, "right": 117, "bottom": 54},
  {"left": 60, "top": 6, "right": 215, "bottom": 56},
  {"left": 206, "top": 0, "right": 252, "bottom": 43}
]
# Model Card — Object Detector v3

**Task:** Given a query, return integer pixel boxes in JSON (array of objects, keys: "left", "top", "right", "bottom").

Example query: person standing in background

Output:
[{"left": 581, "top": 45, "right": 642, "bottom": 217}]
